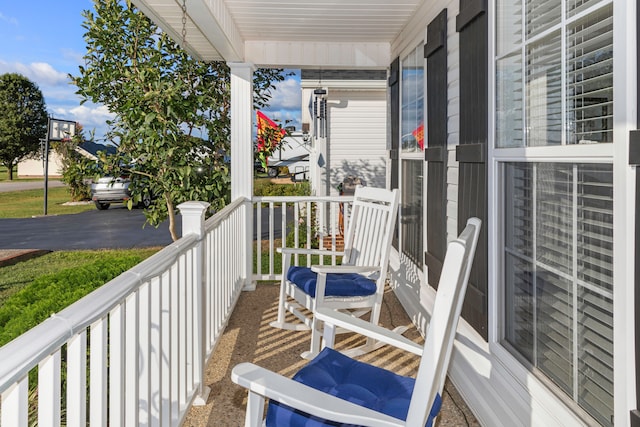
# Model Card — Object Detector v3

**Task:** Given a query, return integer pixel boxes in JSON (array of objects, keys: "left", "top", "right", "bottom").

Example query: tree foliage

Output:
[
  {"left": 0, "top": 73, "right": 48, "bottom": 180},
  {"left": 72, "top": 0, "right": 288, "bottom": 240},
  {"left": 52, "top": 124, "right": 96, "bottom": 201}
]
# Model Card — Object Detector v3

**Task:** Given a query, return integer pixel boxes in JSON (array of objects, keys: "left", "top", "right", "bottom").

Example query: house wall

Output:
[
  {"left": 301, "top": 76, "right": 388, "bottom": 196},
  {"left": 389, "top": 0, "right": 637, "bottom": 424},
  {"left": 17, "top": 153, "right": 63, "bottom": 178}
]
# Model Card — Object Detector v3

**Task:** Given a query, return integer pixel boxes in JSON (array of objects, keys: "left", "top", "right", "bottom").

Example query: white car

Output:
[{"left": 90, "top": 175, "right": 132, "bottom": 210}]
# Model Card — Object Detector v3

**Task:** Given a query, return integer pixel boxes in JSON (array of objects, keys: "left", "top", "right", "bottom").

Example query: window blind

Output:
[
  {"left": 567, "top": 5, "right": 613, "bottom": 144},
  {"left": 526, "top": 0, "right": 561, "bottom": 37},
  {"left": 504, "top": 163, "right": 614, "bottom": 426},
  {"left": 526, "top": 32, "right": 563, "bottom": 146}
]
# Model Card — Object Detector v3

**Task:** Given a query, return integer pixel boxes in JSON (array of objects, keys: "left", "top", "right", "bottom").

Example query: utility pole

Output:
[{"left": 43, "top": 117, "right": 50, "bottom": 216}]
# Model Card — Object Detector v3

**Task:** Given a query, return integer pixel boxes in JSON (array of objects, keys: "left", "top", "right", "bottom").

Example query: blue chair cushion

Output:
[
  {"left": 265, "top": 347, "right": 442, "bottom": 427},
  {"left": 287, "top": 266, "right": 377, "bottom": 298}
]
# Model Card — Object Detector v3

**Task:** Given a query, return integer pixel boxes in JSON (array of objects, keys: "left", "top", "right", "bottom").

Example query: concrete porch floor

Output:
[{"left": 183, "top": 283, "right": 480, "bottom": 427}]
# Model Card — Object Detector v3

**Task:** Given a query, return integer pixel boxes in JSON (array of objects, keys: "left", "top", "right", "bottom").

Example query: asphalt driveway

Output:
[{"left": 0, "top": 205, "right": 176, "bottom": 250}]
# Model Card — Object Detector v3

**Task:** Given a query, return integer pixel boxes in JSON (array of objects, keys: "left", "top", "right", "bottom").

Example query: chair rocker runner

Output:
[
  {"left": 270, "top": 185, "right": 400, "bottom": 359},
  {"left": 232, "top": 217, "right": 481, "bottom": 427}
]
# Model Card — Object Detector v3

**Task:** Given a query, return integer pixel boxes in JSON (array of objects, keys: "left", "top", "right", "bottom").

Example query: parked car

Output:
[{"left": 90, "top": 175, "right": 152, "bottom": 210}]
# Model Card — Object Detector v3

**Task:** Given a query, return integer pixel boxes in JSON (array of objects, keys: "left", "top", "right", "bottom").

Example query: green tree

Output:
[
  {"left": 72, "top": 0, "right": 287, "bottom": 241},
  {"left": 0, "top": 73, "right": 48, "bottom": 180}
]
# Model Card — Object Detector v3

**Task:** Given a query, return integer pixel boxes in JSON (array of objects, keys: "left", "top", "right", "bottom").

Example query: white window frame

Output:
[
  {"left": 487, "top": 0, "right": 636, "bottom": 424},
  {"left": 398, "top": 43, "right": 427, "bottom": 272}
]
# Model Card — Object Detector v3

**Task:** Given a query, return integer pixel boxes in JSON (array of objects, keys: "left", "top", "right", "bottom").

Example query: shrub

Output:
[
  {"left": 0, "top": 254, "right": 145, "bottom": 346},
  {"left": 254, "top": 180, "right": 310, "bottom": 197}
]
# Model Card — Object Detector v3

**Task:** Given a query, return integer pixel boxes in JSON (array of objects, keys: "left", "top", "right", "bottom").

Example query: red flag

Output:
[
  {"left": 257, "top": 111, "right": 285, "bottom": 148},
  {"left": 412, "top": 123, "right": 425, "bottom": 150}
]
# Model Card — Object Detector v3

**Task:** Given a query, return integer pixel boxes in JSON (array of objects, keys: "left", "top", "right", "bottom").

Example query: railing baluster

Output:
[
  {"left": 1, "top": 376, "right": 29, "bottom": 427},
  {"left": 256, "top": 203, "right": 262, "bottom": 276},
  {"left": 109, "top": 304, "right": 125, "bottom": 426},
  {"left": 294, "top": 201, "right": 300, "bottom": 265},
  {"left": 67, "top": 331, "right": 87, "bottom": 427},
  {"left": 269, "top": 202, "right": 275, "bottom": 277},
  {"left": 125, "top": 292, "right": 139, "bottom": 426},
  {"left": 90, "top": 318, "right": 108, "bottom": 427},
  {"left": 39, "top": 351, "right": 61, "bottom": 427},
  {"left": 138, "top": 282, "right": 151, "bottom": 425},
  {"left": 170, "top": 262, "right": 180, "bottom": 424},
  {"left": 149, "top": 276, "right": 162, "bottom": 423}
]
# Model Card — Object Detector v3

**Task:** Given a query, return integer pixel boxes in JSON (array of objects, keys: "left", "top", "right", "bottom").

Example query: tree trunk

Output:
[
  {"left": 8, "top": 163, "right": 14, "bottom": 180},
  {"left": 166, "top": 194, "right": 179, "bottom": 241}
]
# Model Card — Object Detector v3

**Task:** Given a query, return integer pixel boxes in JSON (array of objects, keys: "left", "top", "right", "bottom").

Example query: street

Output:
[
  {"left": 0, "top": 205, "right": 176, "bottom": 250},
  {"left": 0, "top": 179, "right": 65, "bottom": 193}
]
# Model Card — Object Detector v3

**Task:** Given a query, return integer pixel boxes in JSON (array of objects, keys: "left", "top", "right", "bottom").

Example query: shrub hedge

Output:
[
  {"left": 254, "top": 179, "right": 310, "bottom": 197},
  {"left": 0, "top": 254, "right": 146, "bottom": 346}
]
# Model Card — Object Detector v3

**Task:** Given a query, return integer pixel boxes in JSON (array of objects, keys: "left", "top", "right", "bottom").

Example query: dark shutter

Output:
[
  {"left": 424, "top": 9, "right": 448, "bottom": 288},
  {"left": 457, "top": 0, "right": 488, "bottom": 340},
  {"left": 389, "top": 57, "right": 400, "bottom": 247}
]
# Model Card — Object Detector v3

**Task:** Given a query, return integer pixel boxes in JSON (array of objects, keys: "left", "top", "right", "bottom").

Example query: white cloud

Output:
[
  {"left": 268, "top": 76, "right": 301, "bottom": 110},
  {"left": 61, "top": 48, "right": 84, "bottom": 64},
  {"left": 0, "top": 60, "right": 69, "bottom": 86},
  {"left": 0, "top": 12, "right": 18, "bottom": 26}
]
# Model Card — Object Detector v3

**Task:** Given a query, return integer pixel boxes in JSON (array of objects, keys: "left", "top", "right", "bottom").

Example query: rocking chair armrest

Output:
[
  {"left": 277, "top": 247, "right": 345, "bottom": 257},
  {"left": 310, "top": 265, "right": 380, "bottom": 275},
  {"left": 232, "top": 363, "right": 405, "bottom": 427},
  {"left": 315, "top": 308, "right": 423, "bottom": 356}
]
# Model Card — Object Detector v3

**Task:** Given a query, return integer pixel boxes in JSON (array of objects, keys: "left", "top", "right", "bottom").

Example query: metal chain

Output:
[{"left": 181, "top": 0, "right": 187, "bottom": 47}]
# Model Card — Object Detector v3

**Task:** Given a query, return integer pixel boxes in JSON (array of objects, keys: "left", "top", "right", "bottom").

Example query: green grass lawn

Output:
[
  {"left": 0, "top": 166, "right": 40, "bottom": 182},
  {"left": 0, "top": 249, "right": 160, "bottom": 307},
  {"left": 0, "top": 186, "right": 95, "bottom": 218},
  {"left": 0, "top": 248, "right": 160, "bottom": 347}
]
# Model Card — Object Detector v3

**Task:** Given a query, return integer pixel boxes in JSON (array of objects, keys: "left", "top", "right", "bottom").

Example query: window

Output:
[
  {"left": 400, "top": 46, "right": 425, "bottom": 266},
  {"left": 401, "top": 46, "right": 425, "bottom": 153},
  {"left": 503, "top": 163, "right": 613, "bottom": 425},
  {"left": 496, "top": 1, "right": 613, "bottom": 148},
  {"left": 496, "top": 0, "right": 614, "bottom": 422},
  {"left": 401, "top": 160, "right": 423, "bottom": 266}
]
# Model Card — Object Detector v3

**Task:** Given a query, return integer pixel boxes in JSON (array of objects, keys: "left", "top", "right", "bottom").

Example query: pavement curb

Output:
[{"left": 0, "top": 250, "right": 51, "bottom": 268}]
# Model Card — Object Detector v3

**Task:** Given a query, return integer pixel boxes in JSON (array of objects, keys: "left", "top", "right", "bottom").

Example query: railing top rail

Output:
[
  {"left": 204, "top": 197, "right": 247, "bottom": 231},
  {"left": 0, "top": 231, "right": 204, "bottom": 392},
  {"left": 252, "top": 195, "right": 353, "bottom": 203}
]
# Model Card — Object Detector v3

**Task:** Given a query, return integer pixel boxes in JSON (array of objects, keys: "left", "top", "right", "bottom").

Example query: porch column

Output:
[{"left": 229, "top": 62, "right": 256, "bottom": 291}]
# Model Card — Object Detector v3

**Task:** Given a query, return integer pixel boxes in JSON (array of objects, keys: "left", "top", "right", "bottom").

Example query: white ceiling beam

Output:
[
  {"left": 132, "top": 0, "right": 244, "bottom": 62},
  {"left": 244, "top": 41, "right": 390, "bottom": 69},
  {"left": 188, "top": 0, "right": 244, "bottom": 62}
]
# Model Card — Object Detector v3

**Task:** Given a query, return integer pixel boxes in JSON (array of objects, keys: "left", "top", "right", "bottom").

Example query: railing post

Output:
[{"left": 178, "top": 201, "right": 211, "bottom": 406}]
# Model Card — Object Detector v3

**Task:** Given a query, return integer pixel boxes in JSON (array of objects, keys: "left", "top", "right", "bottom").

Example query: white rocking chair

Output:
[
  {"left": 270, "top": 185, "right": 400, "bottom": 359},
  {"left": 233, "top": 217, "right": 481, "bottom": 427}
]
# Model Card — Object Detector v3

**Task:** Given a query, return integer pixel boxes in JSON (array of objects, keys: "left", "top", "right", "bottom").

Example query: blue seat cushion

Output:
[
  {"left": 265, "top": 347, "right": 441, "bottom": 427},
  {"left": 287, "top": 266, "right": 377, "bottom": 298}
]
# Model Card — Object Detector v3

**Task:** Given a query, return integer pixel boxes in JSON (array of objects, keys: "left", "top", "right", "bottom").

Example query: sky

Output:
[{"left": 0, "top": 1, "right": 301, "bottom": 143}]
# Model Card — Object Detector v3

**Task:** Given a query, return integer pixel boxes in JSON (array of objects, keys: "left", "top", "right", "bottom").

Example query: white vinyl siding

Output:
[{"left": 327, "top": 90, "right": 388, "bottom": 194}]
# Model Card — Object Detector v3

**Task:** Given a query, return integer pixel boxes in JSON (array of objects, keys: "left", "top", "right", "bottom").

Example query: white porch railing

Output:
[
  {"left": 253, "top": 195, "right": 352, "bottom": 281},
  {"left": 0, "top": 198, "right": 248, "bottom": 426},
  {"left": 0, "top": 194, "right": 353, "bottom": 426}
]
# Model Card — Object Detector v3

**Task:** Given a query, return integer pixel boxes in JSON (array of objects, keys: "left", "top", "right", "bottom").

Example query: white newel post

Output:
[
  {"left": 229, "top": 62, "right": 256, "bottom": 291},
  {"left": 178, "top": 201, "right": 211, "bottom": 406}
]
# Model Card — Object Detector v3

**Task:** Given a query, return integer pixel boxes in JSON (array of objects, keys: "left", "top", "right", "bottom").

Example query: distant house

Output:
[
  {"left": 17, "top": 141, "right": 116, "bottom": 178},
  {"left": 301, "top": 70, "right": 388, "bottom": 196}
]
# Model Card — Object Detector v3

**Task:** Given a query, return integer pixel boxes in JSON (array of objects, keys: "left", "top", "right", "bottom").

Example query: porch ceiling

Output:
[{"left": 131, "top": 0, "right": 423, "bottom": 68}]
